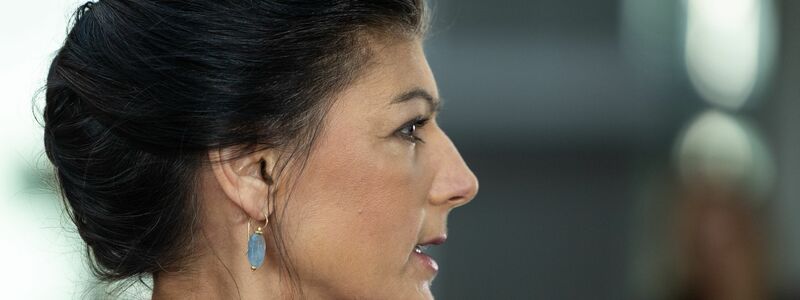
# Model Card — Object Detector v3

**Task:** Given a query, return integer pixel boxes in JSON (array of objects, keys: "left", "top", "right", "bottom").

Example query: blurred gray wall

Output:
[{"left": 420, "top": 0, "right": 743, "bottom": 299}]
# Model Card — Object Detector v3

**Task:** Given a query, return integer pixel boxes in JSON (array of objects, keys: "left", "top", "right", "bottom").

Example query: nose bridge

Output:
[{"left": 428, "top": 130, "right": 479, "bottom": 207}]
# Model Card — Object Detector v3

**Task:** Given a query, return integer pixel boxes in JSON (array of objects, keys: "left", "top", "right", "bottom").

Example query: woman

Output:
[{"left": 43, "top": 0, "right": 478, "bottom": 299}]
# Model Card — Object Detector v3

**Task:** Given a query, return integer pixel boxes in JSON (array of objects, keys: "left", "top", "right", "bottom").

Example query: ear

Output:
[{"left": 209, "top": 147, "right": 279, "bottom": 221}]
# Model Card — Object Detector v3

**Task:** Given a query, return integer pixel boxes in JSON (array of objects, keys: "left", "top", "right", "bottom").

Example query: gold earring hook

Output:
[
  {"left": 256, "top": 210, "right": 269, "bottom": 234},
  {"left": 247, "top": 210, "right": 269, "bottom": 240}
]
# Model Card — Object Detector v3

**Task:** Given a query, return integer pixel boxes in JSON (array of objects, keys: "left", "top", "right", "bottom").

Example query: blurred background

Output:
[{"left": 2, "top": 0, "right": 799, "bottom": 299}]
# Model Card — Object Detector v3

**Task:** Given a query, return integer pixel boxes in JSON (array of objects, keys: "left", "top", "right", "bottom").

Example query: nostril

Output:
[
  {"left": 448, "top": 195, "right": 465, "bottom": 203},
  {"left": 439, "top": 164, "right": 478, "bottom": 205},
  {"left": 428, "top": 138, "right": 479, "bottom": 206},
  {"left": 448, "top": 177, "right": 478, "bottom": 207},
  {"left": 449, "top": 195, "right": 471, "bottom": 208},
  {"left": 429, "top": 178, "right": 477, "bottom": 207}
]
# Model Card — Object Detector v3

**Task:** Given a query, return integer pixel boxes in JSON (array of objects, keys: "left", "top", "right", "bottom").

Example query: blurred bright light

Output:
[
  {"left": 684, "top": 0, "right": 777, "bottom": 110},
  {"left": 675, "top": 110, "right": 775, "bottom": 202}
]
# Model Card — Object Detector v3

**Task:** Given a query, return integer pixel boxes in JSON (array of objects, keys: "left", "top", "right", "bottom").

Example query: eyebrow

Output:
[{"left": 390, "top": 87, "right": 442, "bottom": 114}]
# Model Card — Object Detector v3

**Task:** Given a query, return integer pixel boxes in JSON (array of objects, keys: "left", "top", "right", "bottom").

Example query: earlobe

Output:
[{"left": 208, "top": 148, "right": 277, "bottom": 221}]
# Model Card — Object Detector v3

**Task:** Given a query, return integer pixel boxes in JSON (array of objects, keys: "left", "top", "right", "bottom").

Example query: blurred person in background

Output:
[{"left": 673, "top": 175, "right": 767, "bottom": 300}]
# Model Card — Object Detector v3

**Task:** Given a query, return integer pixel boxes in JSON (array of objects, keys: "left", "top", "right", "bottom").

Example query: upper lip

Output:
[{"left": 418, "top": 235, "right": 447, "bottom": 246}]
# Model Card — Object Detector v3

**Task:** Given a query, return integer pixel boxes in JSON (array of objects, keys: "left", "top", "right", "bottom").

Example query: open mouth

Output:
[{"left": 412, "top": 236, "right": 446, "bottom": 274}]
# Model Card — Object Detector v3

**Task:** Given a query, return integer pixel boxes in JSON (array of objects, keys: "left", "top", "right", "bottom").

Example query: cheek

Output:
[{"left": 278, "top": 128, "right": 428, "bottom": 294}]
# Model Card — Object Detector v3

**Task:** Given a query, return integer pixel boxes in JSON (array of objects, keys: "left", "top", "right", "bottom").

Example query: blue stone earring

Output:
[{"left": 247, "top": 212, "right": 268, "bottom": 270}]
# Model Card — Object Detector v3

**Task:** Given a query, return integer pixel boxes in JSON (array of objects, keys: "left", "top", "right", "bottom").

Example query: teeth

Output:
[{"left": 414, "top": 244, "right": 430, "bottom": 254}]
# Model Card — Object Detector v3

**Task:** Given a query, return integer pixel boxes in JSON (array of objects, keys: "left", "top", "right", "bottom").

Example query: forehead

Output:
[
  {"left": 314, "top": 37, "right": 440, "bottom": 146},
  {"left": 338, "top": 38, "right": 439, "bottom": 110}
]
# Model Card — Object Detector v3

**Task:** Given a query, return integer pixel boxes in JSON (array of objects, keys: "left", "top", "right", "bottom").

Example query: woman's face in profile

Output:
[{"left": 276, "top": 38, "right": 479, "bottom": 299}]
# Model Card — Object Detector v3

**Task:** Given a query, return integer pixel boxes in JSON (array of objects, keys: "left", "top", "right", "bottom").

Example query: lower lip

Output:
[{"left": 412, "top": 250, "right": 439, "bottom": 274}]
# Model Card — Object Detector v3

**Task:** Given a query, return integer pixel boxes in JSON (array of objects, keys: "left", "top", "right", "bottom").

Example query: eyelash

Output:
[{"left": 396, "top": 115, "right": 430, "bottom": 144}]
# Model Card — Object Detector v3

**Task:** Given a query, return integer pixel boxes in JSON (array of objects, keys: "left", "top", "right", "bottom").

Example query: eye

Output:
[{"left": 396, "top": 116, "right": 430, "bottom": 144}]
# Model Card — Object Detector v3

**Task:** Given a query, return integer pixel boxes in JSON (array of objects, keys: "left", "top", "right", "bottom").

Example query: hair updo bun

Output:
[{"left": 43, "top": 0, "right": 427, "bottom": 282}]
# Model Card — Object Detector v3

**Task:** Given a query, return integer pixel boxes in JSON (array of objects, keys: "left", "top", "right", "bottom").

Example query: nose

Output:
[{"left": 428, "top": 133, "right": 479, "bottom": 208}]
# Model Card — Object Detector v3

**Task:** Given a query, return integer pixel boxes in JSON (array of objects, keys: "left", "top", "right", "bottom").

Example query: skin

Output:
[{"left": 152, "top": 37, "right": 479, "bottom": 299}]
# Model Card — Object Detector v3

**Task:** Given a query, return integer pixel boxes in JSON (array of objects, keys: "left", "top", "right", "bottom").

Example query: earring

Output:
[{"left": 247, "top": 211, "right": 268, "bottom": 270}]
